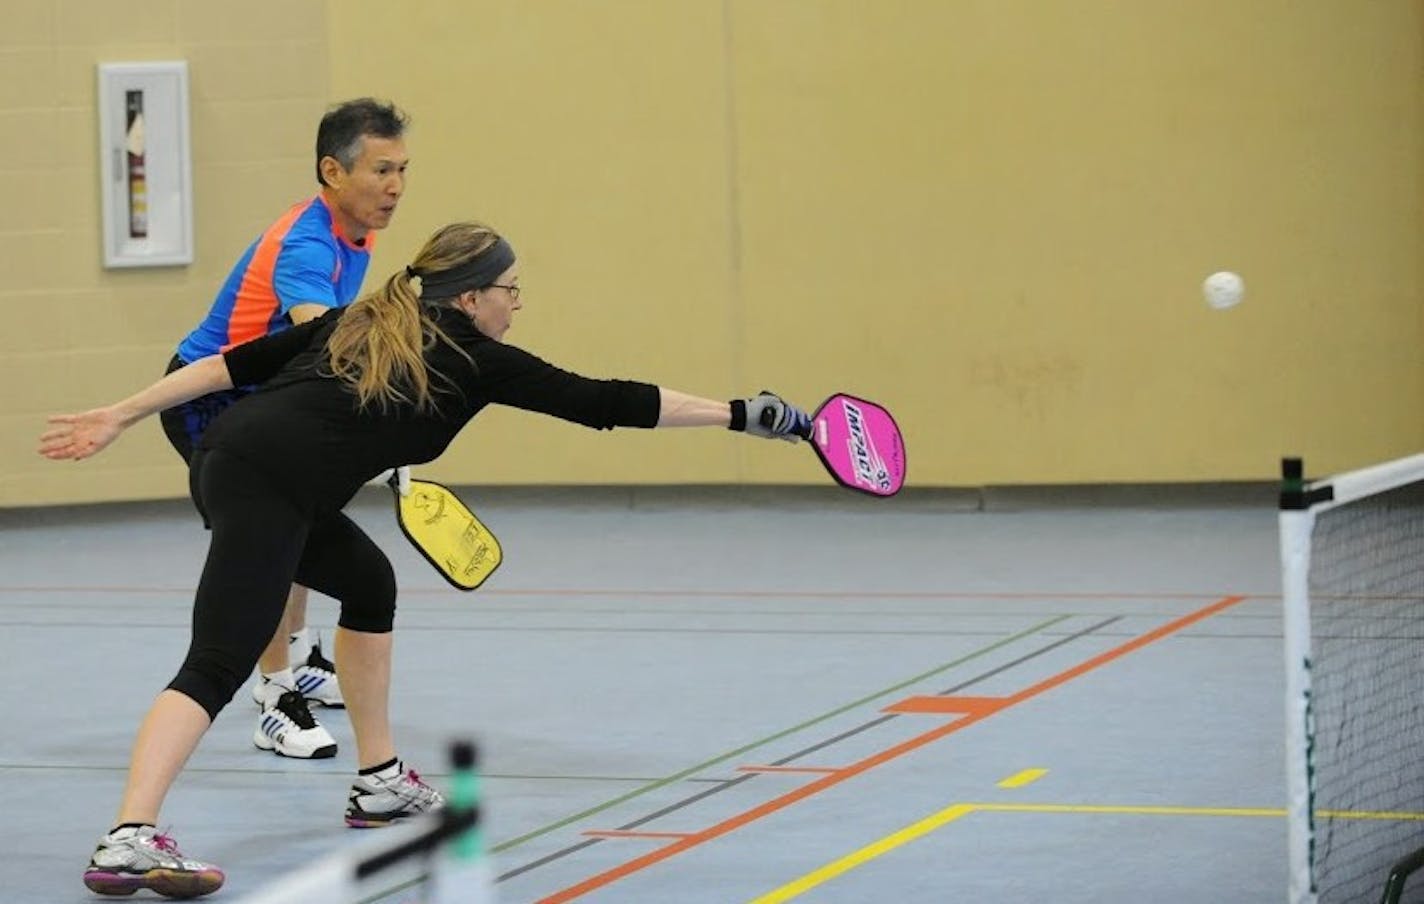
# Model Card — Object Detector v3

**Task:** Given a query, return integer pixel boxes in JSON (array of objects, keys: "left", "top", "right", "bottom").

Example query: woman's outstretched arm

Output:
[
  {"left": 38, "top": 355, "right": 235, "bottom": 461},
  {"left": 654, "top": 389, "right": 731, "bottom": 427}
]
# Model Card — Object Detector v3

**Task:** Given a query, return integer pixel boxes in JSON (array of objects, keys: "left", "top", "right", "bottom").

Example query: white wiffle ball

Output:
[{"left": 1203, "top": 271, "right": 1245, "bottom": 309}]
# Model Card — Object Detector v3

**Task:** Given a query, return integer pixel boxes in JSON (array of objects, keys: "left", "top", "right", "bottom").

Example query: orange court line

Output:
[
  {"left": 883, "top": 695, "right": 1006, "bottom": 715},
  {"left": 535, "top": 595, "right": 1248, "bottom": 904},
  {"left": 737, "top": 766, "right": 841, "bottom": 775}
]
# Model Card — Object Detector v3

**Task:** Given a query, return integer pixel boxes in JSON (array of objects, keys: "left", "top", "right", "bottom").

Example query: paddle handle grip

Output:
[{"left": 759, "top": 404, "right": 813, "bottom": 440}]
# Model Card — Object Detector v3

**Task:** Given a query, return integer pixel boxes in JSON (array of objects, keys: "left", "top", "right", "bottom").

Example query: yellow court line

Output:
[
  {"left": 746, "top": 804, "right": 977, "bottom": 904},
  {"left": 997, "top": 768, "right": 1048, "bottom": 789},
  {"left": 973, "top": 803, "right": 1424, "bottom": 821},
  {"left": 976, "top": 802, "right": 1285, "bottom": 818},
  {"left": 1319, "top": 809, "right": 1424, "bottom": 821},
  {"left": 746, "top": 801, "right": 1424, "bottom": 903}
]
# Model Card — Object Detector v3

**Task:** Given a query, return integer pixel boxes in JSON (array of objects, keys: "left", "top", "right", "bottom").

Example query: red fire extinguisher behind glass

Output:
[{"left": 125, "top": 90, "right": 147, "bottom": 239}]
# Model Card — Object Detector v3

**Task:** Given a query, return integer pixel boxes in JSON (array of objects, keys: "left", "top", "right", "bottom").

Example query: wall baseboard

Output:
[{"left": 0, "top": 481, "right": 1279, "bottom": 526}]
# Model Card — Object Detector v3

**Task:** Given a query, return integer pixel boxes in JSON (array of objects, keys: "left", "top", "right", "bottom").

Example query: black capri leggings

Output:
[{"left": 167, "top": 449, "right": 397, "bottom": 720}]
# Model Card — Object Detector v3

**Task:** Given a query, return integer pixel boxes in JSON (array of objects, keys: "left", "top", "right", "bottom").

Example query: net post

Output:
[
  {"left": 1280, "top": 456, "right": 1319, "bottom": 904},
  {"left": 1281, "top": 457, "right": 1306, "bottom": 509},
  {"left": 1379, "top": 846, "right": 1424, "bottom": 904},
  {"left": 234, "top": 741, "right": 486, "bottom": 903},
  {"left": 449, "top": 740, "right": 481, "bottom": 859},
  {"left": 432, "top": 739, "right": 496, "bottom": 904}
]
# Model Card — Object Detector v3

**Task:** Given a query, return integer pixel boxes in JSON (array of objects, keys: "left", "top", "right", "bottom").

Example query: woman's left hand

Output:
[{"left": 38, "top": 408, "right": 125, "bottom": 461}]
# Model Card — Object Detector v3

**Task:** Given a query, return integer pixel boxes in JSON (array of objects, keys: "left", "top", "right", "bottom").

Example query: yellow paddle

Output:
[{"left": 390, "top": 475, "right": 502, "bottom": 591}]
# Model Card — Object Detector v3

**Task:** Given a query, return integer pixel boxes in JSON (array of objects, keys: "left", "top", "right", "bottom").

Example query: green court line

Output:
[{"left": 491, "top": 614, "right": 1072, "bottom": 853}]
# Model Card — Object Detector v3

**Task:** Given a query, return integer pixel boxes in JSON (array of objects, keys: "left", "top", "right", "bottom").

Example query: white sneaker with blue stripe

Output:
[
  {"left": 249, "top": 638, "right": 345, "bottom": 709},
  {"left": 293, "top": 640, "right": 345, "bottom": 708},
  {"left": 253, "top": 688, "right": 337, "bottom": 759}
]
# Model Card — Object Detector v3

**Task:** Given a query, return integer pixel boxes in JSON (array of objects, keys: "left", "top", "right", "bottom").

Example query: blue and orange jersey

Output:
[{"left": 176, "top": 195, "right": 374, "bottom": 363}]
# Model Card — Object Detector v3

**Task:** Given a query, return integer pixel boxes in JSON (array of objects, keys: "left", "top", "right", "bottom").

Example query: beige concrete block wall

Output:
[
  {"left": 4, "top": 0, "right": 1421, "bottom": 506},
  {"left": 328, "top": 0, "right": 1422, "bottom": 492},
  {"left": 0, "top": 0, "right": 330, "bottom": 506},
  {"left": 726, "top": 0, "right": 1424, "bottom": 485},
  {"left": 327, "top": 0, "right": 749, "bottom": 488}
]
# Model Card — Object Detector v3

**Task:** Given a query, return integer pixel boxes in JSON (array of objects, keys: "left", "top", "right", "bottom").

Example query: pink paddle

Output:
[{"left": 767, "top": 393, "right": 907, "bottom": 497}]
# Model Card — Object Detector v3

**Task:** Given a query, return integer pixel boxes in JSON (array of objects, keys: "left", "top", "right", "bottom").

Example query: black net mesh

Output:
[{"left": 1309, "top": 481, "right": 1424, "bottom": 903}]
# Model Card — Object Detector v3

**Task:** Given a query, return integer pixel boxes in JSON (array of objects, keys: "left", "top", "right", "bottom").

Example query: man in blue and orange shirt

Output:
[{"left": 159, "top": 98, "right": 410, "bottom": 760}]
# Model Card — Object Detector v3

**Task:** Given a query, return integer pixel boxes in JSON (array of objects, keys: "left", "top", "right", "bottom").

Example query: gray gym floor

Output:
[{"left": 1, "top": 485, "right": 1289, "bottom": 902}]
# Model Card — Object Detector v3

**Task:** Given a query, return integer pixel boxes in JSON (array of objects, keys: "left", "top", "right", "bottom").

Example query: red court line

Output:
[
  {"left": 883, "top": 695, "right": 1006, "bottom": 715},
  {"left": 536, "top": 595, "right": 1247, "bottom": 904},
  {"left": 0, "top": 584, "right": 1252, "bottom": 601},
  {"left": 736, "top": 765, "right": 841, "bottom": 775}
]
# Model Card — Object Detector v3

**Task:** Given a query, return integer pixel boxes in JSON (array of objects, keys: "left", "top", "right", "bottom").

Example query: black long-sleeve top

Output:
[{"left": 203, "top": 305, "right": 661, "bottom": 514}]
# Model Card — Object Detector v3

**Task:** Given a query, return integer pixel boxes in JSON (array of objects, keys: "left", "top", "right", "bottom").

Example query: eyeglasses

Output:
[{"left": 486, "top": 283, "right": 520, "bottom": 300}]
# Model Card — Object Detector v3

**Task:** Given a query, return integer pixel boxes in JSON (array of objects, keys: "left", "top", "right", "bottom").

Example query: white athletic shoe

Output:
[
  {"left": 83, "top": 826, "right": 224, "bottom": 898},
  {"left": 251, "top": 674, "right": 276, "bottom": 708},
  {"left": 345, "top": 764, "right": 445, "bottom": 828},
  {"left": 249, "top": 639, "right": 344, "bottom": 708},
  {"left": 294, "top": 640, "right": 345, "bottom": 708},
  {"left": 253, "top": 689, "right": 338, "bottom": 759}
]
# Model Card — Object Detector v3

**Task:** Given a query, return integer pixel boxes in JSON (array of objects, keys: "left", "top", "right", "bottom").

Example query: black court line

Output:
[
  {"left": 0, "top": 762, "right": 728, "bottom": 783},
  {"left": 0, "top": 598, "right": 1279, "bottom": 619},
  {"left": 0, "top": 620, "right": 1066, "bottom": 637}
]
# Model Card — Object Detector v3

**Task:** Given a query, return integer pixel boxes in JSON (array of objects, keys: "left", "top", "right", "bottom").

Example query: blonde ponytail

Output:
[
  {"left": 325, "top": 270, "right": 432, "bottom": 411},
  {"left": 326, "top": 222, "right": 500, "bottom": 412}
]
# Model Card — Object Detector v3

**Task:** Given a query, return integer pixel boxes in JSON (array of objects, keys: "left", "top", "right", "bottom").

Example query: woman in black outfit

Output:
[{"left": 39, "top": 221, "right": 810, "bottom": 898}]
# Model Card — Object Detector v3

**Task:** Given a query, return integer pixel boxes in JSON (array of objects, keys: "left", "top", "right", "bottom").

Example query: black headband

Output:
[{"left": 412, "top": 237, "right": 516, "bottom": 299}]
